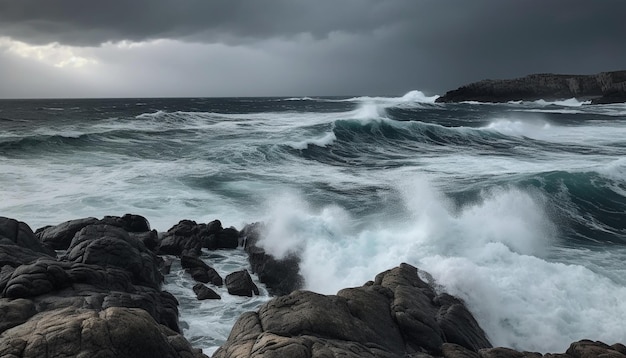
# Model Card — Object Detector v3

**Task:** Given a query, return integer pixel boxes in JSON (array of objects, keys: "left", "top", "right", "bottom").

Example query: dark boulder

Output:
[
  {"left": 193, "top": 283, "right": 221, "bottom": 300},
  {"left": 0, "top": 307, "right": 207, "bottom": 358},
  {"left": 241, "top": 222, "right": 303, "bottom": 296},
  {"left": 214, "top": 263, "right": 491, "bottom": 358},
  {"left": 35, "top": 217, "right": 98, "bottom": 250},
  {"left": 442, "top": 343, "right": 480, "bottom": 358},
  {"left": 566, "top": 340, "right": 626, "bottom": 358},
  {"left": 436, "top": 293, "right": 492, "bottom": 351},
  {"left": 0, "top": 244, "right": 51, "bottom": 269},
  {"left": 0, "top": 217, "right": 55, "bottom": 256},
  {"left": 130, "top": 229, "right": 160, "bottom": 251},
  {"left": 99, "top": 213, "right": 151, "bottom": 233},
  {"left": 225, "top": 270, "right": 259, "bottom": 297},
  {"left": 477, "top": 347, "right": 538, "bottom": 358},
  {"left": 204, "top": 227, "right": 239, "bottom": 250},
  {"left": 64, "top": 224, "right": 163, "bottom": 288},
  {"left": 181, "top": 255, "right": 223, "bottom": 286},
  {"left": 0, "top": 298, "right": 37, "bottom": 334},
  {"left": 158, "top": 220, "right": 204, "bottom": 257}
]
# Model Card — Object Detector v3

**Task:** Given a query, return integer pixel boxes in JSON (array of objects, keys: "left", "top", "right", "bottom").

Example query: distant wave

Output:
[
  {"left": 285, "top": 131, "right": 337, "bottom": 150},
  {"left": 281, "top": 96, "right": 318, "bottom": 101},
  {"left": 342, "top": 90, "right": 440, "bottom": 104},
  {"left": 532, "top": 98, "right": 591, "bottom": 107}
]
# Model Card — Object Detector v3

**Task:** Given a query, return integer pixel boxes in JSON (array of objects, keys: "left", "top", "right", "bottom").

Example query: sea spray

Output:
[
  {"left": 1, "top": 95, "right": 625, "bottom": 354},
  {"left": 256, "top": 176, "right": 625, "bottom": 353}
]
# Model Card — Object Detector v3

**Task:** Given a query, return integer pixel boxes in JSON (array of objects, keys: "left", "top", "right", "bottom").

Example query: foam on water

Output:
[
  {"left": 163, "top": 249, "right": 271, "bottom": 356},
  {"left": 533, "top": 98, "right": 591, "bottom": 107},
  {"left": 255, "top": 177, "right": 626, "bottom": 353},
  {"left": 286, "top": 130, "right": 336, "bottom": 149},
  {"left": 482, "top": 117, "right": 553, "bottom": 139}
]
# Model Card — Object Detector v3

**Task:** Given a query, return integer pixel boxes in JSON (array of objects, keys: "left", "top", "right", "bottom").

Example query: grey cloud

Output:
[
  {"left": 0, "top": 0, "right": 625, "bottom": 97},
  {"left": 0, "top": 0, "right": 417, "bottom": 46}
]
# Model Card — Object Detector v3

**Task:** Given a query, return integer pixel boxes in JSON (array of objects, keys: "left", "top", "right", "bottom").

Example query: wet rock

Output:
[
  {"left": 64, "top": 224, "right": 163, "bottom": 288},
  {"left": 130, "top": 229, "right": 160, "bottom": 251},
  {"left": 436, "top": 293, "right": 492, "bottom": 351},
  {"left": 0, "top": 307, "right": 207, "bottom": 358},
  {"left": 158, "top": 220, "right": 205, "bottom": 257},
  {"left": 225, "top": 270, "right": 259, "bottom": 297},
  {"left": 35, "top": 217, "right": 98, "bottom": 250},
  {"left": 0, "top": 243, "right": 51, "bottom": 269},
  {"left": 566, "top": 340, "right": 626, "bottom": 358},
  {"left": 442, "top": 343, "right": 480, "bottom": 358},
  {"left": 0, "top": 298, "right": 36, "bottom": 334},
  {"left": 99, "top": 213, "right": 151, "bottom": 233},
  {"left": 0, "top": 217, "right": 55, "bottom": 256},
  {"left": 181, "top": 255, "right": 223, "bottom": 286},
  {"left": 216, "top": 263, "right": 491, "bottom": 357},
  {"left": 193, "top": 283, "right": 221, "bottom": 300},
  {"left": 241, "top": 222, "right": 303, "bottom": 296},
  {"left": 613, "top": 344, "right": 626, "bottom": 355},
  {"left": 478, "top": 347, "right": 531, "bottom": 358},
  {"left": 205, "top": 227, "right": 240, "bottom": 250}
]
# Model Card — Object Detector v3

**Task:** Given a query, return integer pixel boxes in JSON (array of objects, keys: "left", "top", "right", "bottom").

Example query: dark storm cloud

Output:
[
  {"left": 0, "top": 0, "right": 625, "bottom": 96},
  {"left": 0, "top": 0, "right": 416, "bottom": 45}
]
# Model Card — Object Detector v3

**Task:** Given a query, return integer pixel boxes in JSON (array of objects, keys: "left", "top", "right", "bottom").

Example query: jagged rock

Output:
[
  {"left": 436, "top": 293, "right": 493, "bottom": 351},
  {"left": 566, "top": 340, "right": 626, "bottom": 358},
  {"left": 181, "top": 255, "right": 223, "bottom": 286},
  {"left": 215, "top": 263, "right": 491, "bottom": 357},
  {"left": 64, "top": 224, "right": 163, "bottom": 288},
  {"left": 130, "top": 229, "right": 160, "bottom": 251},
  {"left": 241, "top": 222, "right": 303, "bottom": 296},
  {"left": 193, "top": 283, "right": 221, "bottom": 300},
  {"left": 613, "top": 344, "right": 626, "bottom": 355},
  {"left": 0, "top": 217, "right": 55, "bottom": 256},
  {"left": 436, "top": 70, "right": 626, "bottom": 104},
  {"left": 99, "top": 213, "right": 151, "bottom": 233},
  {"left": 0, "top": 257, "right": 180, "bottom": 332},
  {"left": 205, "top": 227, "right": 240, "bottom": 250},
  {"left": 158, "top": 220, "right": 205, "bottom": 257},
  {"left": 0, "top": 244, "right": 50, "bottom": 269},
  {"left": 0, "top": 307, "right": 207, "bottom": 358},
  {"left": 0, "top": 298, "right": 36, "bottom": 334},
  {"left": 478, "top": 347, "right": 539, "bottom": 358},
  {"left": 442, "top": 343, "right": 480, "bottom": 358},
  {"left": 35, "top": 217, "right": 99, "bottom": 250},
  {"left": 225, "top": 270, "right": 259, "bottom": 297}
]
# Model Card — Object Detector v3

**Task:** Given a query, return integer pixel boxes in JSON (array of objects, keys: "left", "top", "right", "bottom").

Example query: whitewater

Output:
[{"left": 1, "top": 92, "right": 625, "bottom": 354}]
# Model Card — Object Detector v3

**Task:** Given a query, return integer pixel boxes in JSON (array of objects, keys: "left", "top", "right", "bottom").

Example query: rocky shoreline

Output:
[
  {"left": 1, "top": 215, "right": 624, "bottom": 357},
  {"left": 435, "top": 70, "right": 626, "bottom": 104}
]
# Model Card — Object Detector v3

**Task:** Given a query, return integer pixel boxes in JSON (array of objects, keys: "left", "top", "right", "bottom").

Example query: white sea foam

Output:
[
  {"left": 533, "top": 98, "right": 591, "bottom": 107},
  {"left": 482, "top": 118, "right": 553, "bottom": 139},
  {"left": 163, "top": 249, "right": 271, "bottom": 356},
  {"left": 343, "top": 90, "right": 440, "bottom": 105},
  {"left": 286, "top": 130, "right": 336, "bottom": 149},
  {"left": 255, "top": 177, "right": 626, "bottom": 353}
]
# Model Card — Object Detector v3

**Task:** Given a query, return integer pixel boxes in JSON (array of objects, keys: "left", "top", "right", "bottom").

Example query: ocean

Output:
[{"left": 1, "top": 92, "right": 625, "bottom": 354}]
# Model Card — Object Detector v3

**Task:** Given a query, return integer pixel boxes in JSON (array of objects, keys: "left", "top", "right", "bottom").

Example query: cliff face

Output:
[{"left": 436, "top": 70, "right": 626, "bottom": 104}]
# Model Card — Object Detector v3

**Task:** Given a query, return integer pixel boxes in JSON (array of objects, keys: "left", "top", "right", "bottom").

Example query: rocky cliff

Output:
[{"left": 436, "top": 70, "right": 626, "bottom": 104}]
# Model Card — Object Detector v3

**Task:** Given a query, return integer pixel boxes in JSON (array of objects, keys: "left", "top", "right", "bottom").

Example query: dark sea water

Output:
[{"left": 1, "top": 92, "right": 625, "bottom": 354}]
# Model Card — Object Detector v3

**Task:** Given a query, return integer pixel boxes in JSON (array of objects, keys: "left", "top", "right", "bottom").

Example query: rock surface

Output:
[
  {"left": 193, "top": 283, "right": 221, "bottom": 300},
  {"left": 225, "top": 270, "right": 260, "bottom": 297},
  {"left": 240, "top": 222, "right": 303, "bottom": 296},
  {"left": 0, "top": 307, "right": 205, "bottom": 358},
  {"left": 436, "top": 70, "right": 626, "bottom": 104},
  {"left": 213, "top": 263, "right": 626, "bottom": 358},
  {"left": 0, "top": 215, "right": 208, "bottom": 358},
  {"left": 213, "top": 263, "right": 491, "bottom": 358}
]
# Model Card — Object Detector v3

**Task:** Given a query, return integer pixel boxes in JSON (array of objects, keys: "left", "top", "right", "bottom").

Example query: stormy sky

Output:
[{"left": 0, "top": 0, "right": 624, "bottom": 98}]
